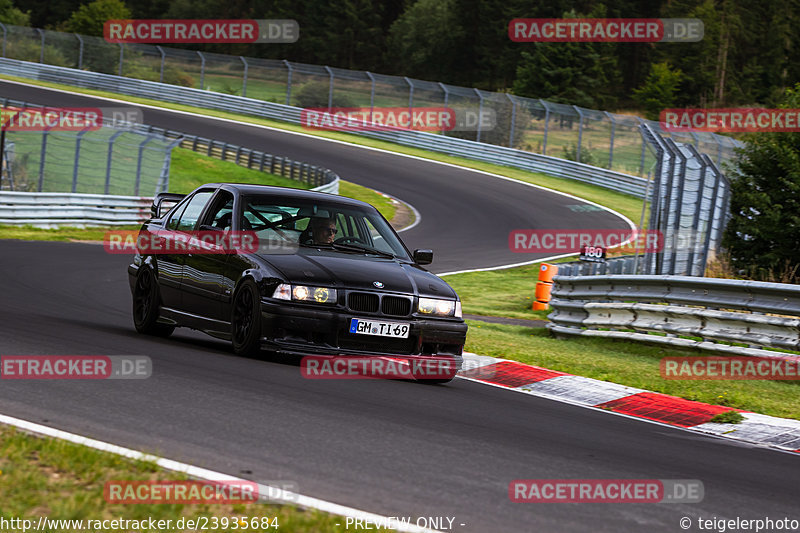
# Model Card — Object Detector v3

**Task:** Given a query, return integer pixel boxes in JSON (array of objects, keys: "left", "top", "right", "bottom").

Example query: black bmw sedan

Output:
[{"left": 128, "top": 183, "right": 467, "bottom": 379}]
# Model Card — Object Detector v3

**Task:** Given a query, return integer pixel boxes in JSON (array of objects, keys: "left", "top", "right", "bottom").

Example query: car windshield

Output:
[{"left": 241, "top": 195, "right": 410, "bottom": 260}]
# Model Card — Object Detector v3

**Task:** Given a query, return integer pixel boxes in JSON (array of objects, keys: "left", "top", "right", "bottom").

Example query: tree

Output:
[
  {"left": 63, "top": 0, "right": 131, "bottom": 37},
  {"left": 722, "top": 83, "right": 800, "bottom": 282},
  {"left": 632, "top": 62, "right": 683, "bottom": 120},
  {"left": 0, "top": 0, "right": 29, "bottom": 25}
]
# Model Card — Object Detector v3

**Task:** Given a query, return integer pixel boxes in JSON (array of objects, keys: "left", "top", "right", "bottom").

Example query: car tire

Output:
[
  {"left": 132, "top": 267, "right": 174, "bottom": 337},
  {"left": 231, "top": 278, "right": 262, "bottom": 356}
]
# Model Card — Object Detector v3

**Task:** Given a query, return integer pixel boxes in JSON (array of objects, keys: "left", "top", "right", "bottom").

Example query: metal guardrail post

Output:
[
  {"left": 283, "top": 60, "right": 293, "bottom": 106},
  {"left": 506, "top": 93, "right": 516, "bottom": 148},
  {"left": 74, "top": 34, "right": 83, "bottom": 69},
  {"left": 196, "top": 51, "right": 205, "bottom": 89},
  {"left": 405, "top": 77, "right": 414, "bottom": 119},
  {"left": 686, "top": 145, "right": 708, "bottom": 275},
  {"left": 325, "top": 65, "right": 334, "bottom": 109},
  {"left": 240, "top": 56, "right": 248, "bottom": 97},
  {"left": 118, "top": 43, "right": 123, "bottom": 76},
  {"left": 38, "top": 125, "right": 53, "bottom": 191},
  {"left": 539, "top": 99, "right": 550, "bottom": 154},
  {"left": 636, "top": 117, "right": 647, "bottom": 175},
  {"left": 157, "top": 136, "right": 182, "bottom": 193},
  {"left": 156, "top": 46, "right": 165, "bottom": 83},
  {"left": 105, "top": 129, "right": 126, "bottom": 195},
  {"left": 366, "top": 71, "right": 375, "bottom": 122},
  {"left": 474, "top": 88, "right": 484, "bottom": 143},
  {"left": 439, "top": 82, "right": 449, "bottom": 135},
  {"left": 604, "top": 111, "right": 615, "bottom": 169},
  {"left": 36, "top": 29, "right": 45, "bottom": 63},
  {"left": 573, "top": 105, "right": 584, "bottom": 162},
  {"left": 0, "top": 23, "right": 6, "bottom": 57},
  {"left": 71, "top": 128, "right": 91, "bottom": 193},
  {"left": 134, "top": 134, "right": 157, "bottom": 196}
]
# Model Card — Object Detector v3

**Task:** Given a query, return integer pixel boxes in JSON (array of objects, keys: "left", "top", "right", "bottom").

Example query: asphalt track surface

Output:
[{"left": 1, "top": 81, "right": 799, "bottom": 532}]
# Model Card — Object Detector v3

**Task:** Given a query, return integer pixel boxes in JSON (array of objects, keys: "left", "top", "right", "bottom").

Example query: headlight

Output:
[
  {"left": 272, "top": 284, "right": 337, "bottom": 303},
  {"left": 418, "top": 297, "right": 457, "bottom": 317}
]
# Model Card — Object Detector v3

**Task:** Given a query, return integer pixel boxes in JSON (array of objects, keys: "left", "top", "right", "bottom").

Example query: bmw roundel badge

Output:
[{"left": 373, "top": 281, "right": 384, "bottom": 288}]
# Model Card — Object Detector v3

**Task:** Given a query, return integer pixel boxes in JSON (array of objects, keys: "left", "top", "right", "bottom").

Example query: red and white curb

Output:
[{"left": 460, "top": 353, "right": 800, "bottom": 454}]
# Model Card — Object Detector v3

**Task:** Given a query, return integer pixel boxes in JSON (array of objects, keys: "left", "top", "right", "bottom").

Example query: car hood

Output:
[{"left": 256, "top": 250, "right": 457, "bottom": 299}]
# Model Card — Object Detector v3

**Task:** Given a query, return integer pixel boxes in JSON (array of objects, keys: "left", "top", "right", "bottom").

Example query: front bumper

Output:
[{"left": 258, "top": 298, "right": 467, "bottom": 363}]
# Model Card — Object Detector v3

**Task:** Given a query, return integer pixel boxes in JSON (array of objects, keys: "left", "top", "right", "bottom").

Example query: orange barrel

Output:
[
  {"left": 532, "top": 300, "right": 549, "bottom": 311},
  {"left": 535, "top": 281, "right": 553, "bottom": 302},
  {"left": 538, "top": 263, "right": 558, "bottom": 283}
]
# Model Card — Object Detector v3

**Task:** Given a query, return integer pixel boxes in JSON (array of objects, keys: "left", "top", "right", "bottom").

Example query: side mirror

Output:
[{"left": 413, "top": 249, "right": 433, "bottom": 265}]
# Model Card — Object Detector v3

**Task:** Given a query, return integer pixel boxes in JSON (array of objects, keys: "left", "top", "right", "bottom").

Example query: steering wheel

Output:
[{"left": 333, "top": 236, "right": 364, "bottom": 245}]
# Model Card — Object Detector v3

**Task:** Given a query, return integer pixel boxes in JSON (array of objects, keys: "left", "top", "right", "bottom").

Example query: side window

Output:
[
  {"left": 201, "top": 192, "right": 235, "bottom": 230},
  {"left": 166, "top": 200, "right": 189, "bottom": 230},
  {"left": 175, "top": 191, "right": 214, "bottom": 232}
]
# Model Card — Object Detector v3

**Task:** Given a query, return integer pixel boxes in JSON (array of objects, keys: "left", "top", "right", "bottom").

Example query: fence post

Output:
[
  {"left": 71, "top": 128, "right": 91, "bottom": 193},
  {"left": 686, "top": 145, "right": 707, "bottom": 275},
  {"left": 38, "top": 126, "right": 53, "bottom": 191},
  {"left": 506, "top": 93, "right": 516, "bottom": 148},
  {"left": 158, "top": 137, "right": 183, "bottom": 194},
  {"left": 573, "top": 105, "right": 584, "bottom": 162},
  {"left": 405, "top": 77, "right": 414, "bottom": 118},
  {"left": 604, "top": 111, "right": 616, "bottom": 169},
  {"left": 134, "top": 134, "right": 157, "bottom": 196},
  {"left": 118, "top": 43, "right": 124, "bottom": 76},
  {"left": 325, "top": 65, "right": 334, "bottom": 109},
  {"left": 539, "top": 99, "right": 550, "bottom": 154},
  {"left": 196, "top": 51, "right": 205, "bottom": 89},
  {"left": 474, "top": 88, "right": 484, "bottom": 143},
  {"left": 36, "top": 28, "right": 45, "bottom": 63},
  {"left": 283, "top": 60, "right": 293, "bottom": 106},
  {"left": 240, "top": 56, "right": 248, "bottom": 97},
  {"left": 156, "top": 45, "right": 165, "bottom": 83},
  {"left": 366, "top": 71, "right": 375, "bottom": 122},
  {"left": 439, "top": 83, "right": 449, "bottom": 135},
  {"left": 74, "top": 33, "right": 83, "bottom": 69},
  {"left": 637, "top": 117, "right": 647, "bottom": 175},
  {"left": 0, "top": 23, "right": 6, "bottom": 57},
  {"left": 105, "top": 130, "right": 126, "bottom": 194}
]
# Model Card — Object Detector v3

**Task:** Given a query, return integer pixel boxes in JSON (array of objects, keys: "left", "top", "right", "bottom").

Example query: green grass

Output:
[
  {"left": 168, "top": 147, "right": 313, "bottom": 194},
  {"left": 710, "top": 411, "right": 745, "bottom": 424},
  {"left": 0, "top": 425, "right": 360, "bottom": 532},
  {"left": 464, "top": 321, "right": 800, "bottom": 421}
]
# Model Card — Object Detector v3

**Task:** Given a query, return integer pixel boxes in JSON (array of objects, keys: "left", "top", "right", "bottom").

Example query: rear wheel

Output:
[
  {"left": 231, "top": 279, "right": 262, "bottom": 356},
  {"left": 132, "top": 267, "right": 174, "bottom": 337}
]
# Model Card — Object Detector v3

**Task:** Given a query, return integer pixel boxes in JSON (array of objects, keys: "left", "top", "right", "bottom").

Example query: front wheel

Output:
[
  {"left": 231, "top": 279, "right": 262, "bottom": 356},
  {"left": 132, "top": 267, "right": 174, "bottom": 337}
]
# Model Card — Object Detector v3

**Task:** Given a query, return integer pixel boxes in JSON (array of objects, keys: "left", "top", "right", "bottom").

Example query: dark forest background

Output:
[{"left": 1, "top": 0, "right": 797, "bottom": 116}]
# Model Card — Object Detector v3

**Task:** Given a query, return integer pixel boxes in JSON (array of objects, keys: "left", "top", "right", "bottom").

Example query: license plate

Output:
[{"left": 349, "top": 318, "right": 410, "bottom": 338}]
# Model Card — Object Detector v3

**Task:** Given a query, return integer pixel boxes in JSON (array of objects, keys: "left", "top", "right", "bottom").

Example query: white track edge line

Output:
[{"left": 0, "top": 412, "right": 439, "bottom": 533}]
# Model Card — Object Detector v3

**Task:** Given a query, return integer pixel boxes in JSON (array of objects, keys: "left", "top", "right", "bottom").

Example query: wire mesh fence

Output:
[
  {"left": 0, "top": 101, "right": 180, "bottom": 196},
  {"left": 0, "top": 23, "right": 743, "bottom": 177}
]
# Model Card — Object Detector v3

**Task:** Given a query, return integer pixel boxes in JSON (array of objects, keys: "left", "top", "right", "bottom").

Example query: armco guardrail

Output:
[
  {"left": 0, "top": 58, "right": 647, "bottom": 198},
  {"left": 140, "top": 125, "right": 339, "bottom": 194},
  {"left": 0, "top": 191, "right": 152, "bottom": 227},
  {"left": 548, "top": 275, "right": 800, "bottom": 359}
]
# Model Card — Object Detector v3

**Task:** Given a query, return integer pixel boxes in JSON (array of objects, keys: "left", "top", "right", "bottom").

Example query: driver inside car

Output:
[{"left": 309, "top": 216, "right": 338, "bottom": 244}]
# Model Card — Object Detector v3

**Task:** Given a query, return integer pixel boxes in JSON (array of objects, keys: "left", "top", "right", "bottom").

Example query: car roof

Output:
[{"left": 199, "top": 183, "right": 373, "bottom": 209}]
